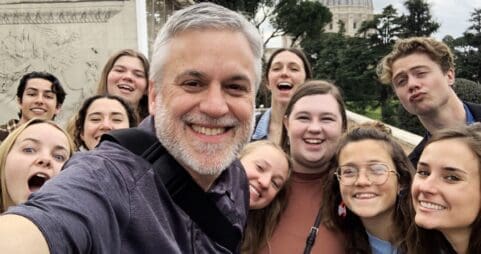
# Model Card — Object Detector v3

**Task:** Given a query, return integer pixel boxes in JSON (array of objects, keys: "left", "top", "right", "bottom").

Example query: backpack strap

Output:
[
  {"left": 101, "top": 128, "right": 158, "bottom": 159},
  {"left": 101, "top": 128, "right": 241, "bottom": 252}
]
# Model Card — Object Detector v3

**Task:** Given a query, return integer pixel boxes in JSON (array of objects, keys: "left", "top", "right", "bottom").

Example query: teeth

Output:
[
  {"left": 35, "top": 173, "right": 48, "bottom": 179},
  {"left": 250, "top": 185, "right": 260, "bottom": 198},
  {"left": 354, "top": 193, "right": 376, "bottom": 198},
  {"left": 118, "top": 84, "right": 134, "bottom": 91},
  {"left": 419, "top": 201, "right": 446, "bottom": 210},
  {"left": 191, "top": 125, "right": 225, "bottom": 136},
  {"left": 278, "top": 82, "right": 292, "bottom": 87},
  {"left": 305, "top": 138, "right": 322, "bottom": 144},
  {"left": 31, "top": 108, "right": 46, "bottom": 113},
  {"left": 277, "top": 82, "right": 293, "bottom": 90}
]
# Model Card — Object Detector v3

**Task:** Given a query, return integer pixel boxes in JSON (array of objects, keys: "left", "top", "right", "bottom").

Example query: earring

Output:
[{"left": 338, "top": 201, "right": 347, "bottom": 218}]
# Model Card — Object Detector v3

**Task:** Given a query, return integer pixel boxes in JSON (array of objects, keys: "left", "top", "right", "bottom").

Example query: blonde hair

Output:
[
  {"left": 239, "top": 140, "right": 292, "bottom": 253},
  {"left": 0, "top": 118, "right": 75, "bottom": 212},
  {"left": 377, "top": 37, "right": 455, "bottom": 85}
]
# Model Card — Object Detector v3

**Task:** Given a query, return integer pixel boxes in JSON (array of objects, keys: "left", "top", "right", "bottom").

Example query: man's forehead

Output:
[
  {"left": 25, "top": 78, "right": 54, "bottom": 91},
  {"left": 392, "top": 54, "right": 433, "bottom": 76},
  {"left": 166, "top": 33, "right": 256, "bottom": 76}
]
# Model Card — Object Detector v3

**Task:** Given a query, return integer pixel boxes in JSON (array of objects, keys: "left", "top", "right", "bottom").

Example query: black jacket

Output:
[{"left": 408, "top": 101, "right": 481, "bottom": 167}]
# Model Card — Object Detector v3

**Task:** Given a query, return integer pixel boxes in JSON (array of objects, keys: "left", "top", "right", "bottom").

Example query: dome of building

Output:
[{"left": 319, "top": 0, "right": 373, "bottom": 10}]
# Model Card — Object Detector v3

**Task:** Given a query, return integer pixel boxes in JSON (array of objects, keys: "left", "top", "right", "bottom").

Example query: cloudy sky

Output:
[{"left": 375, "top": 0, "right": 481, "bottom": 39}]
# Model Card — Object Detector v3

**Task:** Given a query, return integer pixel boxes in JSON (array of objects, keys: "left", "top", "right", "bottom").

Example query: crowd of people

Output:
[{"left": 0, "top": 2, "right": 480, "bottom": 254}]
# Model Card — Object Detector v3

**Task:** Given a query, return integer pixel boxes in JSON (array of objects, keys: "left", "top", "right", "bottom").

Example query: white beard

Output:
[{"left": 154, "top": 98, "right": 253, "bottom": 176}]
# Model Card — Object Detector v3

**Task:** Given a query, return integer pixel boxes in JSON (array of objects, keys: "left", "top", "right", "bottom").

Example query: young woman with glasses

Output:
[{"left": 322, "top": 122, "right": 416, "bottom": 254}]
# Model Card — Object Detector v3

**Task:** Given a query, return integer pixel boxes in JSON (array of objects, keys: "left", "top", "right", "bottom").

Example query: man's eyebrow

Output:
[
  {"left": 177, "top": 70, "right": 205, "bottom": 78},
  {"left": 227, "top": 74, "right": 251, "bottom": 82},
  {"left": 393, "top": 65, "right": 429, "bottom": 79},
  {"left": 172, "top": 70, "right": 205, "bottom": 83}
]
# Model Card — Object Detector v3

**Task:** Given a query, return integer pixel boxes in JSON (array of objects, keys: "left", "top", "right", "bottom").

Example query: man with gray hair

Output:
[{"left": 0, "top": 3, "right": 263, "bottom": 253}]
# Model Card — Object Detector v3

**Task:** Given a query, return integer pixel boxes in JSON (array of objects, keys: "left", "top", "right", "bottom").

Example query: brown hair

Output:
[
  {"left": 0, "top": 118, "right": 75, "bottom": 212},
  {"left": 67, "top": 94, "right": 137, "bottom": 151},
  {"left": 409, "top": 123, "right": 481, "bottom": 254},
  {"left": 377, "top": 37, "right": 455, "bottom": 85},
  {"left": 96, "top": 49, "right": 150, "bottom": 122},
  {"left": 265, "top": 48, "right": 313, "bottom": 82},
  {"left": 239, "top": 140, "right": 292, "bottom": 253},
  {"left": 322, "top": 122, "right": 415, "bottom": 253},
  {"left": 280, "top": 80, "right": 348, "bottom": 154}
]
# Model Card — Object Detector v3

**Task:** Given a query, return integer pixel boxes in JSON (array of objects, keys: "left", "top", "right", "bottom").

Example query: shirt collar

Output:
[
  {"left": 251, "top": 108, "right": 271, "bottom": 140},
  {"left": 463, "top": 102, "right": 475, "bottom": 125}
]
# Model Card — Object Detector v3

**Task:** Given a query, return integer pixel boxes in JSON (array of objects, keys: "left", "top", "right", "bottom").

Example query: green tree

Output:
[
  {"left": 355, "top": 5, "right": 402, "bottom": 125},
  {"left": 454, "top": 78, "right": 481, "bottom": 104},
  {"left": 272, "top": 0, "right": 332, "bottom": 46},
  {"left": 397, "top": 0, "right": 440, "bottom": 37},
  {"left": 454, "top": 8, "right": 481, "bottom": 83},
  {"left": 196, "top": 0, "right": 331, "bottom": 48},
  {"left": 358, "top": 5, "right": 401, "bottom": 45},
  {"left": 303, "top": 5, "right": 406, "bottom": 125}
]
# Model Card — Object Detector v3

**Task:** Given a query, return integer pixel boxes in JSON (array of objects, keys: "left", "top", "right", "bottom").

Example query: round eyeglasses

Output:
[{"left": 334, "top": 163, "right": 398, "bottom": 186}]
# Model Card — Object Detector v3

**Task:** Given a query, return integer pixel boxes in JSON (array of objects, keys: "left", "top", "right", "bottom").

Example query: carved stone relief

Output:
[
  {"left": 0, "top": 8, "right": 122, "bottom": 24},
  {"left": 0, "top": 0, "right": 137, "bottom": 126}
]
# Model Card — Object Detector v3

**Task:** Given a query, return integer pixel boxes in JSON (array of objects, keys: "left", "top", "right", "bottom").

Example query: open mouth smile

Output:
[
  {"left": 277, "top": 82, "right": 293, "bottom": 91},
  {"left": 117, "top": 83, "right": 134, "bottom": 92},
  {"left": 28, "top": 172, "right": 50, "bottom": 193}
]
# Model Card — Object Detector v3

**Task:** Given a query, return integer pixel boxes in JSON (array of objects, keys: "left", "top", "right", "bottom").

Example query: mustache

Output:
[{"left": 182, "top": 113, "right": 239, "bottom": 126}]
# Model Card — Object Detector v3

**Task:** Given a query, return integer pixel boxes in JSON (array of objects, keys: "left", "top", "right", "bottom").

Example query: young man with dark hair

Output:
[
  {"left": 377, "top": 37, "right": 481, "bottom": 166},
  {"left": 0, "top": 71, "right": 66, "bottom": 142}
]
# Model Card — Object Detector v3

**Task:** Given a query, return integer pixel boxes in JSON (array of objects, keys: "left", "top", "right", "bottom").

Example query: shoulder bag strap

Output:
[
  {"left": 102, "top": 128, "right": 241, "bottom": 252},
  {"left": 303, "top": 206, "right": 322, "bottom": 254}
]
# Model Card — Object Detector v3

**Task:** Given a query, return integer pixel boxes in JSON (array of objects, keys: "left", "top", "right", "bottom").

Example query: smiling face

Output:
[
  {"left": 283, "top": 94, "right": 343, "bottom": 172},
  {"left": 391, "top": 53, "right": 455, "bottom": 116},
  {"left": 3, "top": 123, "right": 70, "bottom": 207},
  {"left": 338, "top": 140, "right": 399, "bottom": 225},
  {"left": 19, "top": 78, "right": 60, "bottom": 123},
  {"left": 240, "top": 145, "right": 289, "bottom": 210},
  {"left": 267, "top": 51, "right": 307, "bottom": 106},
  {"left": 80, "top": 98, "right": 131, "bottom": 150},
  {"left": 106, "top": 55, "right": 148, "bottom": 108},
  {"left": 150, "top": 29, "right": 256, "bottom": 184},
  {"left": 412, "top": 138, "right": 480, "bottom": 235}
]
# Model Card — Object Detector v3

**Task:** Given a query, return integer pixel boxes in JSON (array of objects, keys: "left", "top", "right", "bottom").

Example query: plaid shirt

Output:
[{"left": 0, "top": 119, "right": 20, "bottom": 142}]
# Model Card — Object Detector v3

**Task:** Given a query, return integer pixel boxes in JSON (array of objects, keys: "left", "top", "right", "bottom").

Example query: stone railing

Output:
[{"left": 347, "top": 110, "right": 422, "bottom": 154}]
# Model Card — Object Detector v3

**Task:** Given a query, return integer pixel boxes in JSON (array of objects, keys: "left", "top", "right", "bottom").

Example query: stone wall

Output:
[{"left": 0, "top": 0, "right": 139, "bottom": 126}]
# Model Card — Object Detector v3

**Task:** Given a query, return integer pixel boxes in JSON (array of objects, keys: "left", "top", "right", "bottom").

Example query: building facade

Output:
[{"left": 319, "top": 0, "right": 374, "bottom": 36}]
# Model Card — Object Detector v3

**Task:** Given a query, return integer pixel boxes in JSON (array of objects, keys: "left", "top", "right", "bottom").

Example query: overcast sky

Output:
[{"left": 375, "top": 0, "right": 481, "bottom": 39}]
